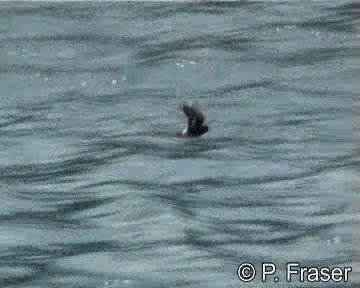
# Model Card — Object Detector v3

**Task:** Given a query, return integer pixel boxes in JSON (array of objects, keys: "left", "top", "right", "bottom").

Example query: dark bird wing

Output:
[
  {"left": 180, "top": 102, "right": 206, "bottom": 129},
  {"left": 190, "top": 101, "right": 206, "bottom": 124}
]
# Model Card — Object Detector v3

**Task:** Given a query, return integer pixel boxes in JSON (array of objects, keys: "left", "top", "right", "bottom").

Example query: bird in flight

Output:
[{"left": 177, "top": 101, "right": 208, "bottom": 137}]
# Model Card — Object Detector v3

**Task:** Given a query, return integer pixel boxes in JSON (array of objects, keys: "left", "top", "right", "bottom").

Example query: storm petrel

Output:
[{"left": 177, "top": 101, "right": 208, "bottom": 137}]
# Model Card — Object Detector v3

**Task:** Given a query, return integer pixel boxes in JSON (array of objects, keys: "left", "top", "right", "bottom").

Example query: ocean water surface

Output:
[{"left": 0, "top": 1, "right": 357, "bottom": 287}]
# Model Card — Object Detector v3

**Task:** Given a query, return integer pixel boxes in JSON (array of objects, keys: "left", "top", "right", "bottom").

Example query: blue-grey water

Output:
[{"left": 0, "top": 1, "right": 356, "bottom": 288}]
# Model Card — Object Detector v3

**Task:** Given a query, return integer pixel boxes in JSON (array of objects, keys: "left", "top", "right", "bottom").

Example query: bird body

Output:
[{"left": 177, "top": 102, "right": 208, "bottom": 137}]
